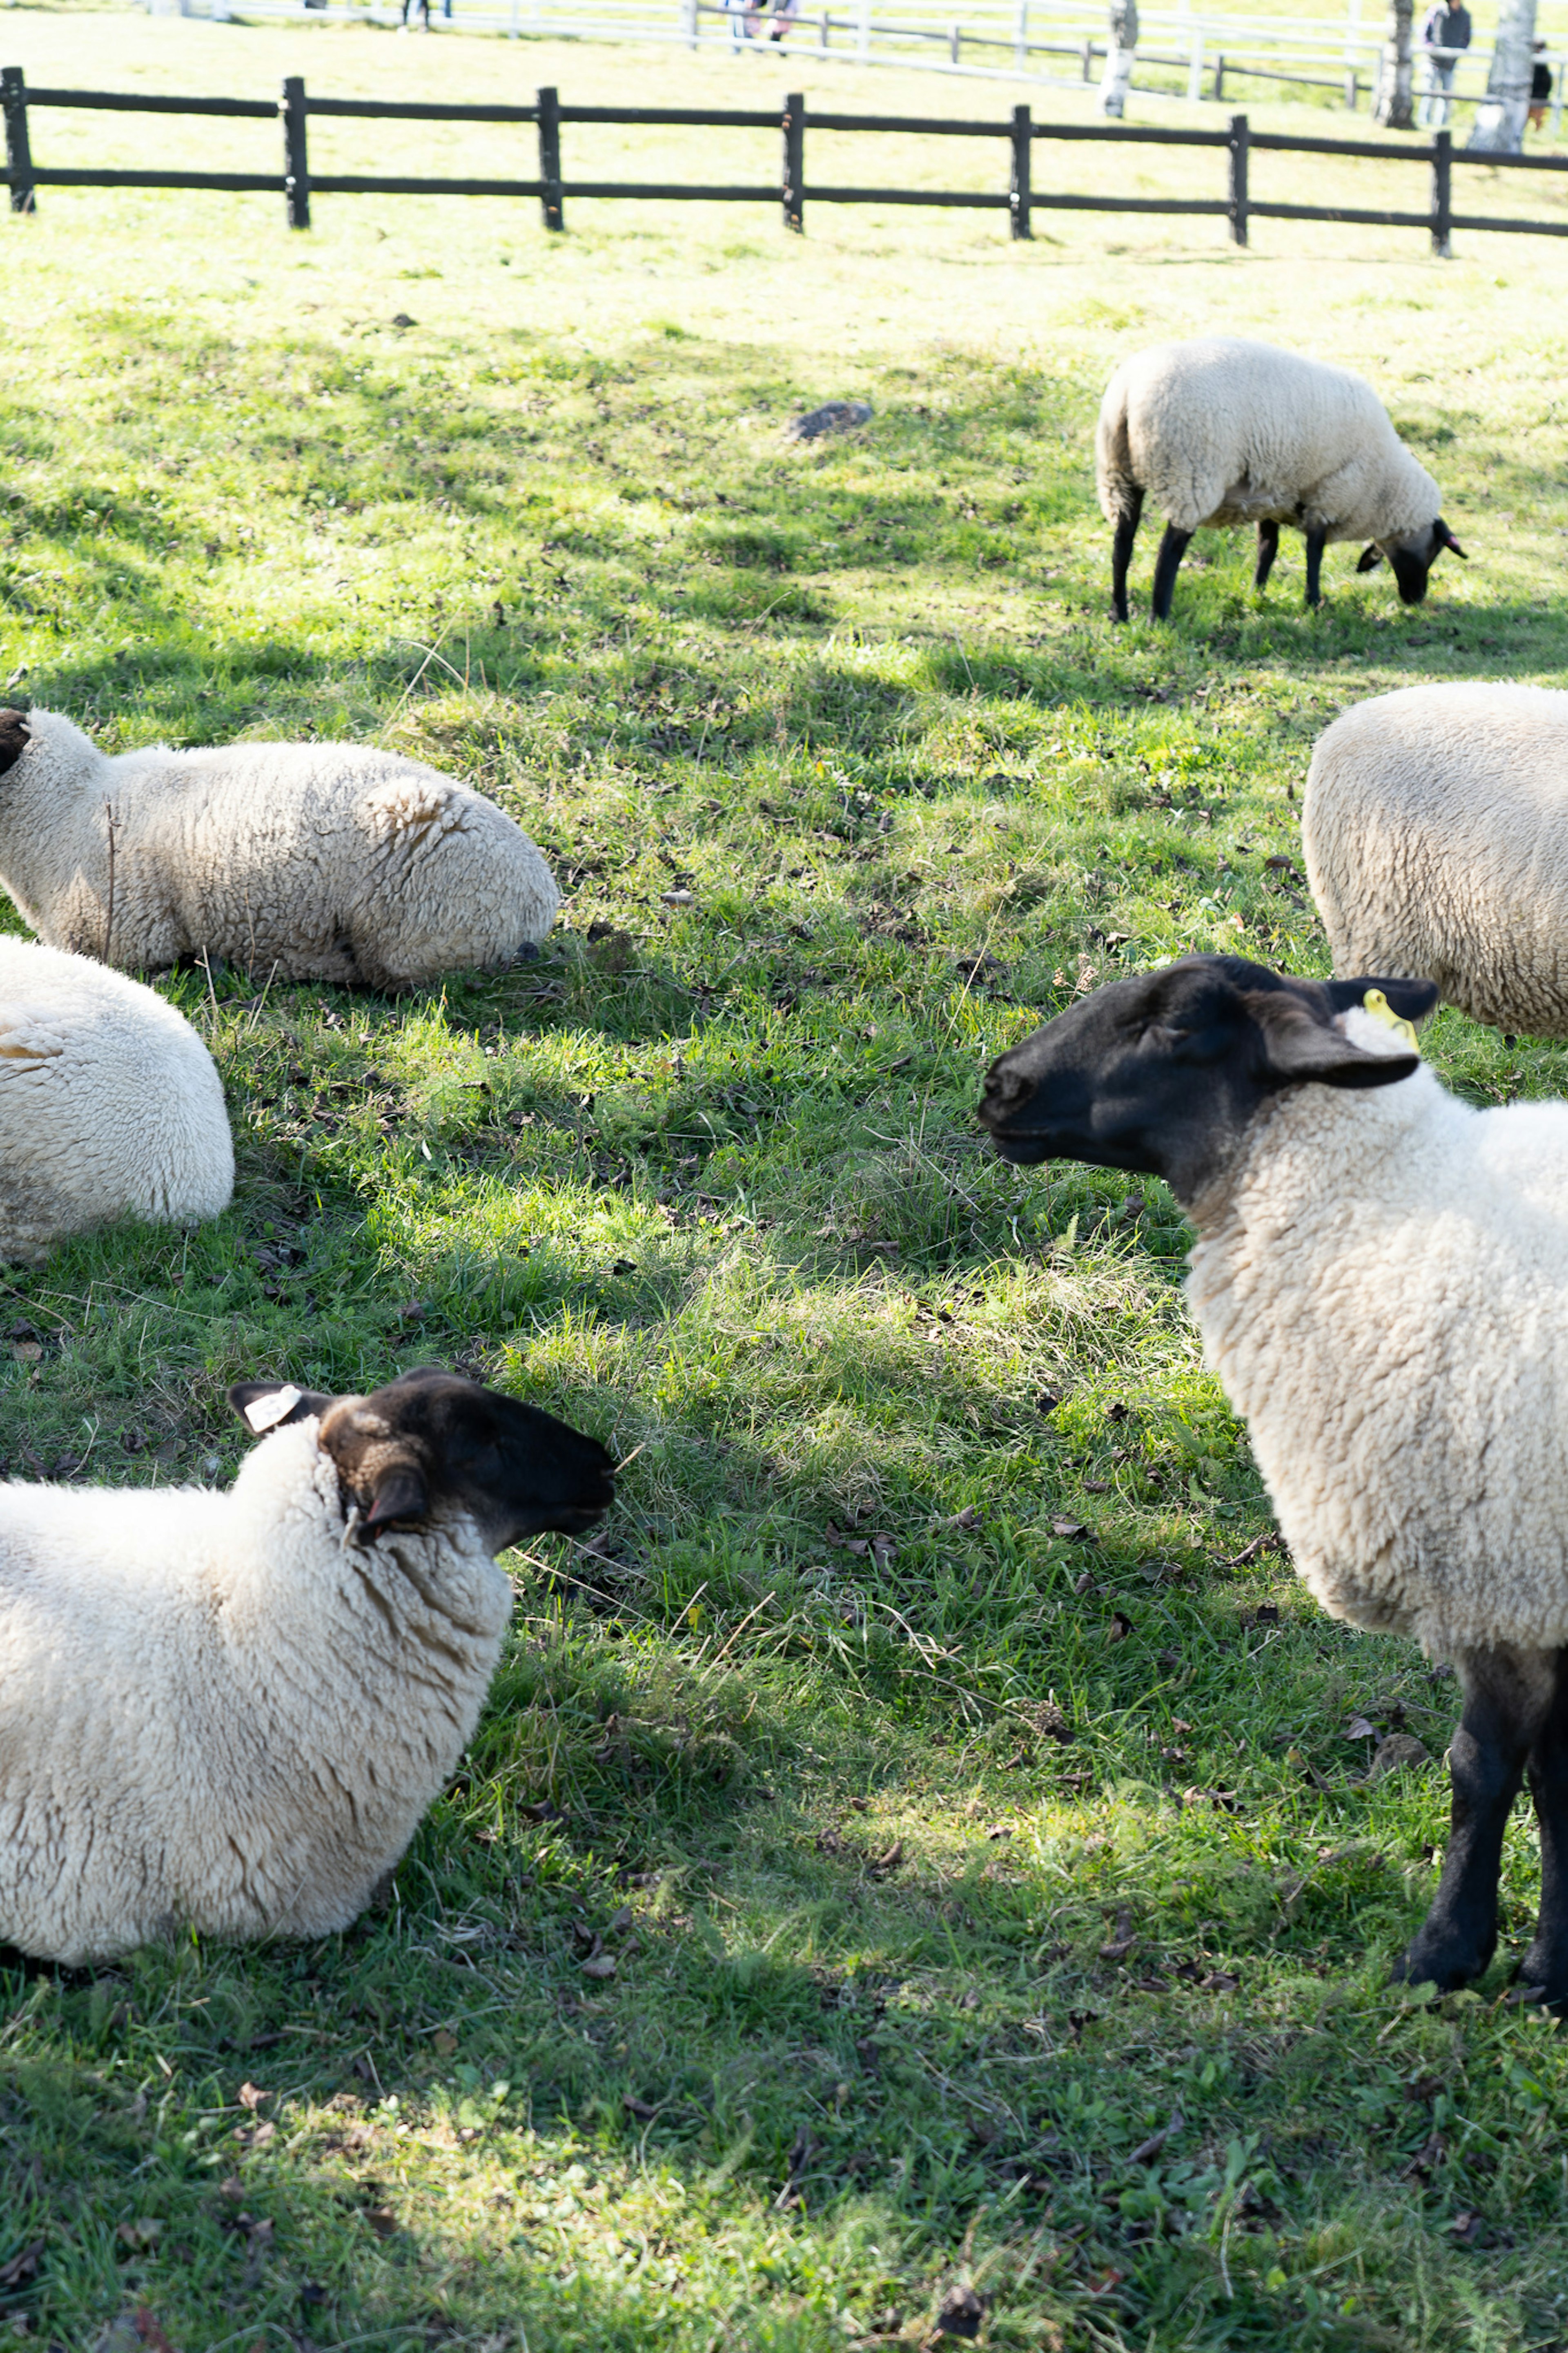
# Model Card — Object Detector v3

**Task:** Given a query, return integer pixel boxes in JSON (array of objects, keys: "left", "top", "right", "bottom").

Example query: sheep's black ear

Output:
[
  {"left": 229, "top": 1380, "right": 333, "bottom": 1435},
  {"left": 0, "top": 711, "right": 29, "bottom": 777},
  {"left": 1323, "top": 975, "right": 1440, "bottom": 1024},
  {"left": 363, "top": 1462, "right": 429, "bottom": 1532},
  {"left": 1246, "top": 990, "right": 1417, "bottom": 1091},
  {"left": 1435, "top": 517, "right": 1468, "bottom": 559},
  {"left": 1356, "top": 544, "right": 1384, "bottom": 573}
]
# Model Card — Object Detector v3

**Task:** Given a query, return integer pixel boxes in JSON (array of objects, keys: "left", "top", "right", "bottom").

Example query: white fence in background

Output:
[{"left": 129, "top": 0, "right": 1565, "bottom": 129}]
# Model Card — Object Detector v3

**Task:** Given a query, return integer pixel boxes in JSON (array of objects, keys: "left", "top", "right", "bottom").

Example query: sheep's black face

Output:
[
  {"left": 0, "top": 711, "right": 29, "bottom": 780},
  {"left": 229, "top": 1369, "right": 616, "bottom": 1555},
  {"left": 1376, "top": 517, "right": 1468, "bottom": 605},
  {"left": 978, "top": 956, "right": 1437, "bottom": 1209}
]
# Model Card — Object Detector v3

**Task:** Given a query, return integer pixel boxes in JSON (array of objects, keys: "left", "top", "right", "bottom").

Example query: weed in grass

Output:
[{"left": 0, "top": 14, "right": 1566, "bottom": 2352}]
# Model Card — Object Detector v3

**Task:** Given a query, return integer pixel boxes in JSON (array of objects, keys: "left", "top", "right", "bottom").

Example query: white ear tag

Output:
[
  {"left": 1362, "top": 989, "right": 1420, "bottom": 1053},
  {"left": 244, "top": 1385, "right": 303, "bottom": 1434}
]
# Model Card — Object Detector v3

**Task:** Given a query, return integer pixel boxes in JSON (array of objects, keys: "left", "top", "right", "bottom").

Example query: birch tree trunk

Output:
[
  {"left": 1100, "top": 0, "right": 1138, "bottom": 115},
  {"left": 1373, "top": 0, "right": 1414, "bottom": 125},
  {"left": 1469, "top": 0, "right": 1536, "bottom": 149}
]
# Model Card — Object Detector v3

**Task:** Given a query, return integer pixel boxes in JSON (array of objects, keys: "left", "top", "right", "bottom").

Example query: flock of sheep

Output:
[{"left": 0, "top": 331, "right": 1566, "bottom": 2016}]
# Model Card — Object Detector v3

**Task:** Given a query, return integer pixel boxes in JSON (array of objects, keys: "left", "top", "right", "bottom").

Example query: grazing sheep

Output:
[
  {"left": 979, "top": 953, "right": 1568, "bottom": 2005},
  {"left": 1305, "top": 682, "right": 1568, "bottom": 1038},
  {"left": 0, "top": 707, "right": 559, "bottom": 992},
  {"left": 0, "top": 933, "right": 232, "bottom": 1262},
  {"left": 0, "top": 1368, "right": 614, "bottom": 1964},
  {"left": 1096, "top": 337, "right": 1466, "bottom": 622}
]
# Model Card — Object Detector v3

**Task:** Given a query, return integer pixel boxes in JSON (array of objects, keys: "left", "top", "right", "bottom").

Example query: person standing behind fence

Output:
[
  {"left": 1418, "top": 0, "right": 1471, "bottom": 125},
  {"left": 769, "top": 0, "right": 801, "bottom": 39},
  {"left": 1530, "top": 38, "right": 1554, "bottom": 129}
]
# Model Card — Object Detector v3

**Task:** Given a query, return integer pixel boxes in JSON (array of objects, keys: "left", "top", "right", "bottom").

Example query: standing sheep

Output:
[
  {"left": 1096, "top": 337, "right": 1466, "bottom": 622},
  {"left": 0, "top": 707, "right": 559, "bottom": 992},
  {"left": 0, "top": 1367, "right": 614, "bottom": 1965},
  {"left": 0, "top": 933, "right": 232, "bottom": 1261},
  {"left": 1305, "top": 682, "right": 1568, "bottom": 1038},
  {"left": 980, "top": 954, "right": 1568, "bottom": 2005}
]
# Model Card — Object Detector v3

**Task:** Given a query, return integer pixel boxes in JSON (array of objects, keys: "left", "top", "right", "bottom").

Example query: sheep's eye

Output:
[{"left": 1143, "top": 1019, "right": 1188, "bottom": 1046}]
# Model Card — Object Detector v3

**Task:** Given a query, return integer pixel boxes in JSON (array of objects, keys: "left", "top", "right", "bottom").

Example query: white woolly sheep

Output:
[
  {"left": 1096, "top": 337, "right": 1466, "bottom": 622},
  {"left": 0, "top": 932, "right": 232, "bottom": 1262},
  {"left": 1305, "top": 681, "right": 1568, "bottom": 1039},
  {"left": 0, "top": 707, "right": 559, "bottom": 992},
  {"left": 0, "top": 1367, "right": 614, "bottom": 1965},
  {"left": 980, "top": 954, "right": 1568, "bottom": 2004}
]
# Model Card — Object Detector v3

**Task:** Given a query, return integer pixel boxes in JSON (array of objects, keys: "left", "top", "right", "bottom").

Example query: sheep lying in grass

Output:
[
  {"left": 1305, "top": 682, "right": 1568, "bottom": 1038},
  {"left": 0, "top": 933, "right": 232, "bottom": 1262},
  {"left": 980, "top": 953, "right": 1568, "bottom": 2006},
  {"left": 1096, "top": 337, "right": 1466, "bottom": 622},
  {"left": 0, "top": 707, "right": 559, "bottom": 992},
  {"left": 0, "top": 1368, "right": 613, "bottom": 1964}
]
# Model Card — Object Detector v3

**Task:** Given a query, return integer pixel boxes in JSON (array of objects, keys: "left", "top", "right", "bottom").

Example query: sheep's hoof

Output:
[
  {"left": 1390, "top": 1936, "right": 1490, "bottom": 1995},
  {"left": 510, "top": 941, "right": 542, "bottom": 966}
]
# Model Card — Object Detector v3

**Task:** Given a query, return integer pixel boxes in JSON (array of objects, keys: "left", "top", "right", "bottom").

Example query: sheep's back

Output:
[
  {"left": 1305, "top": 683, "right": 1568, "bottom": 1036},
  {"left": 112, "top": 743, "right": 558, "bottom": 986},
  {"left": 0, "top": 939, "right": 232, "bottom": 1257},
  {"left": 1103, "top": 337, "right": 1414, "bottom": 538}
]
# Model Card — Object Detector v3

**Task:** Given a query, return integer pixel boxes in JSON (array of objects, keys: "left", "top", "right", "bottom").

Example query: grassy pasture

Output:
[{"left": 1, "top": 14, "right": 1568, "bottom": 2350}]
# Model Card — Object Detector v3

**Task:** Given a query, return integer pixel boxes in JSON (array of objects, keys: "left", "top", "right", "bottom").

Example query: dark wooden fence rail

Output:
[{"left": 4, "top": 66, "right": 1568, "bottom": 254}]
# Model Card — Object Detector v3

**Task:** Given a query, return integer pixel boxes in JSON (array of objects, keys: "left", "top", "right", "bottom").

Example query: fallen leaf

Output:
[
  {"left": 1100, "top": 1907, "right": 1136, "bottom": 1961},
  {"left": 1128, "top": 2109, "right": 1181, "bottom": 2164},
  {"left": 870, "top": 1839, "right": 904, "bottom": 1874},
  {"left": 134, "top": 2315, "right": 180, "bottom": 2353},
  {"left": 236, "top": 2081, "right": 270, "bottom": 2112},
  {"left": 622, "top": 2094, "right": 658, "bottom": 2121},
  {"left": 1448, "top": 2209, "right": 1487, "bottom": 2246},
  {"left": 934, "top": 2282, "right": 985, "bottom": 2340},
  {"left": 432, "top": 2029, "right": 459, "bottom": 2057},
  {"left": 984, "top": 1823, "right": 1013, "bottom": 1841},
  {"left": 1363, "top": 1733, "right": 1430, "bottom": 1783},
  {"left": 116, "top": 2219, "right": 163, "bottom": 2249},
  {"left": 365, "top": 2206, "right": 399, "bottom": 2239},
  {"left": 1197, "top": 1969, "right": 1241, "bottom": 1993},
  {"left": 1072, "top": 1570, "right": 1096, "bottom": 1597},
  {"left": 11, "top": 1341, "right": 40, "bottom": 1363},
  {"left": 1107, "top": 1610, "right": 1134, "bottom": 1644},
  {"left": 581, "top": 1953, "right": 617, "bottom": 1979},
  {"left": 0, "top": 2239, "right": 42, "bottom": 2288},
  {"left": 951, "top": 1505, "right": 986, "bottom": 1530},
  {"left": 1401, "top": 2132, "right": 1446, "bottom": 2182},
  {"left": 1344, "top": 1715, "right": 1379, "bottom": 1742},
  {"left": 1051, "top": 1516, "right": 1090, "bottom": 1541},
  {"left": 1036, "top": 1390, "right": 1062, "bottom": 1414}
]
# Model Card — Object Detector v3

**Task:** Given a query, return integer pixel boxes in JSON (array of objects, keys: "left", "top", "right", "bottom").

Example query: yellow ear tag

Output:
[{"left": 1362, "top": 989, "right": 1420, "bottom": 1053}]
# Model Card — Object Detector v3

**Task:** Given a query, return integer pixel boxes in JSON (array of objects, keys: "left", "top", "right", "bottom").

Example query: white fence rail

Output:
[{"left": 130, "top": 0, "right": 1564, "bottom": 129}]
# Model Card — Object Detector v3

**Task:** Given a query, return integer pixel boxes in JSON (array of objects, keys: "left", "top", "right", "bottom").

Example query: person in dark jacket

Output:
[
  {"left": 1419, "top": 0, "right": 1471, "bottom": 125},
  {"left": 1530, "top": 38, "right": 1555, "bottom": 131}
]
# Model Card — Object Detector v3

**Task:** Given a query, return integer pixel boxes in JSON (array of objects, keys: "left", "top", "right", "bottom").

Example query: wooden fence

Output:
[{"left": 4, "top": 69, "right": 1568, "bottom": 253}]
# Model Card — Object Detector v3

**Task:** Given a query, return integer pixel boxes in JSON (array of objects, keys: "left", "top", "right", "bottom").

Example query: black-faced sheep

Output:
[{"left": 980, "top": 953, "right": 1568, "bottom": 2005}]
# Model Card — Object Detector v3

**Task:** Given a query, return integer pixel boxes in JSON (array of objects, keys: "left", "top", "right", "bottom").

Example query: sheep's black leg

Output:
[
  {"left": 1110, "top": 489, "right": 1144, "bottom": 625},
  {"left": 1254, "top": 519, "right": 1279, "bottom": 590},
  {"left": 1149, "top": 524, "right": 1192, "bottom": 622},
  {"left": 1303, "top": 524, "right": 1327, "bottom": 609},
  {"left": 1392, "top": 1646, "right": 1554, "bottom": 1993},
  {"left": 1519, "top": 1650, "right": 1568, "bottom": 2003}
]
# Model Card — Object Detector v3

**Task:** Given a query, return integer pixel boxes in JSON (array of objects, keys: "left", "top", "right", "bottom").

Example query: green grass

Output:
[{"left": 2, "top": 16, "right": 1568, "bottom": 2351}]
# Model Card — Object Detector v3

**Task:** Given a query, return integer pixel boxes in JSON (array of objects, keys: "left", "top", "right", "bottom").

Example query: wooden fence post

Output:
[
  {"left": 1430, "top": 125, "right": 1452, "bottom": 255},
  {"left": 1, "top": 67, "right": 36, "bottom": 216},
  {"left": 1009, "top": 103, "right": 1031, "bottom": 240},
  {"left": 281, "top": 75, "right": 310, "bottom": 230},
  {"left": 1228, "top": 109, "right": 1249, "bottom": 245},
  {"left": 782, "top": 90, "right": 805, "bottom": 232},
  {"left": 538, "top": 84, "right": 563, "bottom": 231}
]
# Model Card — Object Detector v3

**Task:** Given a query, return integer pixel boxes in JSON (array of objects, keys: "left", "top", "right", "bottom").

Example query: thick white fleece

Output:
[
  {"left": 1305, "top": 682, "right": 1568, "bottom": 1038},
  {"left": 1186, "top": 1009, "right": 1568, "bottom": 1660},
  {"left": 1096, "top": 337, "right": 1441, "bottom": 545},
  {"left": 0, "top": 935, "right": 232, "bottom": 1261},
  {"left": 0, "top": 1419, "right": 512, "bottom": 1963},
  {"left": 0, "top": 711, "right": 559, "bottom": 990}
]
